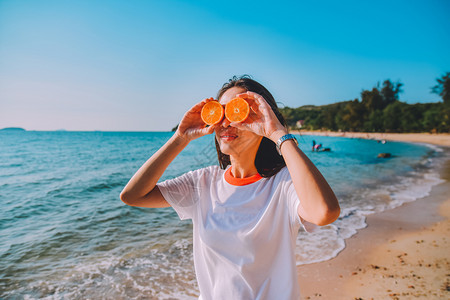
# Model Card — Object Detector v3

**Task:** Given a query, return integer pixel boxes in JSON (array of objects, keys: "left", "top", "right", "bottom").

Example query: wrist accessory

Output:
[{"left": 276, "top": 134, "right": 298, "bottom": 155}]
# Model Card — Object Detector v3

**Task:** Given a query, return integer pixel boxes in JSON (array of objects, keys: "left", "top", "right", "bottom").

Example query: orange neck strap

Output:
[{"left": 224, "top": 167, "right": 262, "bottom": 186}]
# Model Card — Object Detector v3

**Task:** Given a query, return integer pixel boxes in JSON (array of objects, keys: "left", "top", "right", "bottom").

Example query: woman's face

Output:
[{"left": 215, "top": 86, "right": 262, "bottom": 158}]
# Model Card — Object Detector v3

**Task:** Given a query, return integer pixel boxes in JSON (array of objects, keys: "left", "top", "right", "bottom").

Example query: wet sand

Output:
[{"left": 297, "top": 133, "right": 450, "bottom": 299}]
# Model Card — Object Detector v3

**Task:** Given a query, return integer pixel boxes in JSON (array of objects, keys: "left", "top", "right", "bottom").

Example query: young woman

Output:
[{"left": 120, "top": 76, "right": 340, "bottom": 299}]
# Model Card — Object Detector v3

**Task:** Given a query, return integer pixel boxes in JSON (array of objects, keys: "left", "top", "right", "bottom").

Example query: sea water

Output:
[{"left": 0, "top": 131, "right": 446, "bottom": 299}]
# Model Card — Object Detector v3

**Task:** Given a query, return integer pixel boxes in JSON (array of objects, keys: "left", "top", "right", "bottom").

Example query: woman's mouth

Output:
[{"left": 220, "top": 134, "right": 238, "bottom": 142}]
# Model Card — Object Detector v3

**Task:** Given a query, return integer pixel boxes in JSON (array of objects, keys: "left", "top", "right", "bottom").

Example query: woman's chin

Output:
[{"left": 218, "top": 145, "right": 234, "bottom": 156}]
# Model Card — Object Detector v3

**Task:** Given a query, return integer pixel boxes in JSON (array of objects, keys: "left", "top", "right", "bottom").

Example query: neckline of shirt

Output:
[{"left": 224, "top": 167, "right": 263, "bottom": 186}]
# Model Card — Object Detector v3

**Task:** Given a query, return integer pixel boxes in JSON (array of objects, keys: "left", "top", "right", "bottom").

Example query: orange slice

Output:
[
  {"left": 201, "top": 101, "right": 224, "bottom": 125},
  {"left": 225, "top": 97, "right": 250, "bottom": 123}
]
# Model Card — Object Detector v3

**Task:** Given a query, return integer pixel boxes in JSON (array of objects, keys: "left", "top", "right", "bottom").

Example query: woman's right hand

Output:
[
  {"left": 175, "top": 97, "right": 217, "bottom": 143},
  {"left": 121, "top": 97, "right": 217, "bottom": 208}
]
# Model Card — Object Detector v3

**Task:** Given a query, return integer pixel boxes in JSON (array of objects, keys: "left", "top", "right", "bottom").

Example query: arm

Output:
[
  {"left": 270, "top": 130, "right": 340, "bottom": 226},
  {"left": 120, "top": 98, "right": 217, "bottom": 208},
  {"left": 232, "top": 92, "right": 340, "bottom": 226}
]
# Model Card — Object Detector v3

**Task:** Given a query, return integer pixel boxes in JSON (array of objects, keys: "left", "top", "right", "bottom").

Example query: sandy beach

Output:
[
  {"left": 297, "top": 132, "right": 450, "bottom": 299},
  {"left": 295, "top": 130, "right": 450, "bottom": 147}
]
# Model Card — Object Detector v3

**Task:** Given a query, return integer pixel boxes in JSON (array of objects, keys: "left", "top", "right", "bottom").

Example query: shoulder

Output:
[
  {"left": 261, "top": 167, "right": 294, "bottom": 193},
  {"left": 159, "top": 165, "right": 223, "bottom": 190},
  {"left": 269, "top": 166, "right": 291, "bottom": 182},
  {"left": 183, "top": 165, "right": 224, "bottom": 180},
  {"left": 196, "top": 164, "right": 223, "bottom": 175}
]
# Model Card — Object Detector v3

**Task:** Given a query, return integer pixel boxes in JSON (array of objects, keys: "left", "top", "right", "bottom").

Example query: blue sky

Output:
[{"left": 1, "top": 0, "right": 449, "bottom": 131}]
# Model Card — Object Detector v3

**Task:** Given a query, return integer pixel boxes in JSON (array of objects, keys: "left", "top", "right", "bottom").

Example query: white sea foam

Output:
[
  {"left": 420, "top": 142, "right": 444, "bottom": 152},
  {"left": 12, "top": 238, "right": 199, "bottom": 300}
]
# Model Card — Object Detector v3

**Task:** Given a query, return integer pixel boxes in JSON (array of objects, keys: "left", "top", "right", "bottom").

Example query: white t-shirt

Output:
[{"left": 157, "top": 165, "right": 316, "bottom": 300}]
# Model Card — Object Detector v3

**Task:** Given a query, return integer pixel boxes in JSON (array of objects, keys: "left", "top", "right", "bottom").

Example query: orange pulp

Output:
[
  {"left": 225, "top": 97, "right": 250, "bottom": 123},
  {"left": 201, "top": 101, "right": 225, "bottom": 125}
]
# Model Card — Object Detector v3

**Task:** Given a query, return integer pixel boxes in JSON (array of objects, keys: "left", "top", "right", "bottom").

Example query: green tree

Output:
[
  {"left": 422, "top": 104, "right": 445, "bottom": 132},
  {"left": 381, "top": 80, "right": 403, "bottom": 106},
  {"left": 334, "top": 110, "right": 347, "bottom": 131},
  {"left": 341, "top": 99, "right": 366, "bottom": 131},
  {"left": 399, "top": 105, "right": 418, "bottom": 132},
  {"left": 320, "top": 102, "right": 349, "bottom": 131},
  {"left": 383, "top": 101, "right": 404, "bottom": 132},
  {"left": 431, "top": 72, "right": 450, "bottom": 106},
  {"left": 359, "top": 79, "right": 403, "bottom": 132},
  {"left": 364, "top": 110, "right": 384, "bottom": 132},
  {"left": 279, "top": 77, "right": 448, "bottom": 133},
  {"left": 361, "top": 88, "right": 384, "bottom": 111},
  {"left": 431, "top": 72, "right": 450, "bottom": 132},
  {"left": 280, "top": 106, "right": 297, "bottom": 127}
]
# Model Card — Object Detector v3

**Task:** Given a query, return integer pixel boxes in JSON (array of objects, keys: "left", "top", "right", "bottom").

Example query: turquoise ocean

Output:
[{"left": 0, "top": 131, "right": 446, "bottom": 299}]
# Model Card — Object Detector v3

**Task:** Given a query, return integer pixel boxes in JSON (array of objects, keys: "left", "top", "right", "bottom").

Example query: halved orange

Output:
[
  {"left": 225, "top": 97, "right": 250, "bottom": 123},
  {"left": 201, "top": 101, "right": 225, "bottom": 125}
]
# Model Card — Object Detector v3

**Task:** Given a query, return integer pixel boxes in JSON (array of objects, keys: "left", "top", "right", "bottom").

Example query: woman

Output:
[{"left": 120, "top": 76, "right": 340, "bottom": 299}]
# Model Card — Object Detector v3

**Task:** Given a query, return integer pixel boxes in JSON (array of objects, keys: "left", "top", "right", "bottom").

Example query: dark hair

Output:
[{"left": 215, "top": 75, "right": 287, "bottom": 177}]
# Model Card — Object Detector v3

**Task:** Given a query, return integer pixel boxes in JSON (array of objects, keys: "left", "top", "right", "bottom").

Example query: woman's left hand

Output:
[{"left": 230, "top": 91, "right": 288, "bottom": 142}]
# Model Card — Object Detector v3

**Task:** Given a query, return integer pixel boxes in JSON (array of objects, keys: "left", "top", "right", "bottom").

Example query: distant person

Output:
[
  {"left": 312, "top": 139, "right": 316, "bottom": 151},
  {"left": 120, "top": 76, "right": 340, "bottom": 299}
]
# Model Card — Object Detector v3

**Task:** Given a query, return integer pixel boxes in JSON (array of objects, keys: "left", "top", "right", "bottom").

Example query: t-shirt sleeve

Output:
[
  {"left": 284, "top": 170, "right": 318, "bottom": 233},
  {"left": 157, "top": 170, "right": 201, "bottom": 220}
]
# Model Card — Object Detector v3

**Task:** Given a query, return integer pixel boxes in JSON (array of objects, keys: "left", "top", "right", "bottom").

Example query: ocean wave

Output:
[
  {"left": 0, "top": 162, "right": 23, "bottom": 168},
  {"left": 3, "top": 239, "right": 198, "bottom": 300},
  {"left": 84, "top": 181, "right": 125, "bottom": 193}
]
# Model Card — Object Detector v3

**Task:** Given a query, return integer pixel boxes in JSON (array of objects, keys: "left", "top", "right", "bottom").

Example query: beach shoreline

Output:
[
  {"left": 293, "top": 130, "right": 450, "bottom": 147},
  {"left": 297, "top": 133, "right": 450, "bottom": 299}
]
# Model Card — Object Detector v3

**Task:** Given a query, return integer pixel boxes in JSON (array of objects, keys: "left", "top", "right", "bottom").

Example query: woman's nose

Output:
[{"left": 221, "top": 116, "right": 231, "bottom": 128}]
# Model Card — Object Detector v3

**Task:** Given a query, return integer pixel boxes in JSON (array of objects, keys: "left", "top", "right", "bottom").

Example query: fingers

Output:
[
  {"left": 236, "top": 91, "right": 271, "bottom": 114},
  {"left": 230, "top": 121, "right": 251, "bottom": 132},
  {"left": 207, "top": 124, "right": 219, "bottom": 134},
  {"left": 230, "top": 121, "right": 266, "bottom": 138},
  {"left": 186, "top": 123, "right": 217, "bottom": 140},
  {"left": 247, "top": 92, "right": 272, "bottom": 112},
  {"left": 236, "top": 91, "right": 263, "bottom": 102},
  {"left": 234, "top": 91, "right": 285, "bottom": 138},
  {"left": 201, "top": 123, "right": 219, "bottom": 134},
  {"left": 190, "top": 97, "right": 216, "bottom": 112}
]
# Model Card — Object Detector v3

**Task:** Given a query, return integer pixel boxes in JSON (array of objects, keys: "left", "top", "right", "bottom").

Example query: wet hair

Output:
[{"left": 215, "top": 75, "right": 287, "bottom": 177}]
